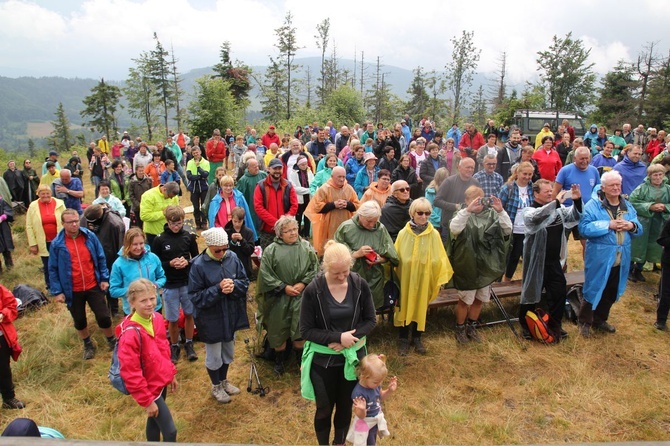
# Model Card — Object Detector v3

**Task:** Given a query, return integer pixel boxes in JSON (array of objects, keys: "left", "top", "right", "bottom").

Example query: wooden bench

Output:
[{"left": 429, "top": 270, "right": 585, "bottom": 310}]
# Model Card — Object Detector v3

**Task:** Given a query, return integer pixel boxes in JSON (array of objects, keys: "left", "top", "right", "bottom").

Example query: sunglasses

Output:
[
  {"left": 416, "top": 211, "right": 432, "bottom": 217},
  {"left": 395, "top": 187, "right": 410, "bottom": 193},
  {"left": 211, "top": 247, "right": 228, "bottom": 254}
]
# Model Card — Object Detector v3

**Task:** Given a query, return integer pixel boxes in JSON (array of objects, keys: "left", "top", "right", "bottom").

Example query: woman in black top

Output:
[
  {"left": 391, "top": 154, "right": 420, "bottom": 199},
  {"left": 300, "top": 240, "right": 376, "bottom": 446}
]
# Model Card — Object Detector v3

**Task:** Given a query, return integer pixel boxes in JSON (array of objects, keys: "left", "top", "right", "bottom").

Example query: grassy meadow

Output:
[{"left": 0, "top": 168, "right": 669, "bottom": 444}]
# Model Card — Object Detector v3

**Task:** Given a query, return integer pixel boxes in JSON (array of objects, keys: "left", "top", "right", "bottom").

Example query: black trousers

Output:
[
  {"left": 519, "top": 259, "right": 566, "bottom": 334},
  {"left": 190, "top": 189, "right": 207, "bottom": 227},
  {"left": 310, "top": 363, "right": 357, "bottom": 446},
  {"left": 0, "top": 335, "right": 16, "bottom": 401},
  {"left": 296, "top": 198, "right": 311, "bottom": 237},
  {"left": 579, "top": 265, "right": 620, "bottom": 326},
  {"left": 505, "top": 233, "right": 525, "bottom": 279}
]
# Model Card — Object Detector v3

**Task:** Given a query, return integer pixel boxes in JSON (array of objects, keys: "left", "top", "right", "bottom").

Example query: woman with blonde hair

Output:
[
  {"left": 109, "top": 227, "right": 166, "bottom": 315},
  {"left": 394, "top": 198, "right": 452, "bottom": 355},
  {"left": 498, "top": 161, "right": 535, "bottom": 281},
  {"left": 300, "top": 240, "right": 376, "bottom": 446},
  {"left": 116, "top": 278, "right": 177, "bottom": 442},
  {"left": 26, "top": 184, "right": 65, "bottom": 288},
  {"left": 207, "top": 175, "right": 256, "bottom": 239}
]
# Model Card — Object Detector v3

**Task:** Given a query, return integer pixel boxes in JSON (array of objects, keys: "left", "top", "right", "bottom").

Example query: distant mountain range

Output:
[{"left": 0, "top": 57, "right": 510, "bottom": 151}]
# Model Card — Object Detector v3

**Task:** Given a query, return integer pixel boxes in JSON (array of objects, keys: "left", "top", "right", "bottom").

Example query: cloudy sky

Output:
[{"left": 1, "top": 0, "right": 668, "bottom": 83}]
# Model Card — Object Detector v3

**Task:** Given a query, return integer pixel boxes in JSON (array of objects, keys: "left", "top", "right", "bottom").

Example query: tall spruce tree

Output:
[
  {"left": 592, "top": 61, "right": 639, "bottom": 129},
  {"left": 274, "top": 12, "right": 300, "bottom": 120},
  {"left": 406, "top": 66, "right": 430, "bottom": 120},
  {"left": 80, "top": 78, "right": 121, "bottom": 142},
  {"left": 49, "top": 102, "right": 71, "bottom": 152},
  {"left": 149, "top": 33, "right": 175, "bottom": 137},
  {"left": 212, "top": 41, "right": 252, "bottom": 108}
]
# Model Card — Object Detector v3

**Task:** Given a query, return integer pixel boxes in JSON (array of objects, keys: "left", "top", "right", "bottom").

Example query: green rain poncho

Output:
[
  {"left": 629, "top": 177, "right": 670, "bottom": 264},
  {"left": 334, "top": 215, "right": 399, "bottom": 309},
  {"left": 256, "top": 237, "right": 319, "bottom": 347},
  {"left": 450, "top": 208, "right": 511, "bottom": 291}
]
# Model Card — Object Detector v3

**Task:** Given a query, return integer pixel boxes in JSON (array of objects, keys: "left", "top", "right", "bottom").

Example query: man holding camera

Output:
[
  {"left": 449, "top": 186, "right": 512, "bottom": 344},
  {"left": 520, "top": 180, "right": 582, "bottom": 340}
]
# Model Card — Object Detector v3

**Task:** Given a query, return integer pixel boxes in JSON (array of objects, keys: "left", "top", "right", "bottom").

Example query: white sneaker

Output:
[
  {"left": 211, "top": 383, "right": 231, "bottom": 404},
  {"left": 222, "top": 379, "right": 240, "bottom": 396}
]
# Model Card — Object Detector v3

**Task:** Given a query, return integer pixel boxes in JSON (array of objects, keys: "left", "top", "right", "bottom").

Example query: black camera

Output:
[{"left": 480, "top": 197, "right": 493, "bottom": 208}]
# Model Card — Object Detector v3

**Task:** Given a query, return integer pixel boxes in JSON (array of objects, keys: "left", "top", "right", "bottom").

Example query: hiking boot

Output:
[
  {"left": 107, "top": 337, "right": 118, "bottom": 352},
  {"left": 83, "top": 344, "right": 96, "bottom": 360},
  {"left": 211, "top": 383, "right": 231, "bottom": 404},
  {"left": 397, "top": 338, "right": 410, "bottom": 356},
  {"left": 221, "top": 379, "right": 240, "bottom": 396},
  {"left": 593, "top": 321, "right": 616, "bottom": 333},
  {"left": 654, "top": 321, "right": 667, "bottom": 331},
  {"left": 579, "top": 323, "right": 591, "bottom": 338},
  {"left": 466, "top": 324, "right": 481, "bottom": 343},
  {"left": 411, "top": 337, "right": 427, "bottom": 355},
  {"left": 184, "top": 341, "right": 198, "bottom": 361},
  {"left": 628, "top": 271, "right": 638, "bottom": 282},
  {"left": 170, "top": 344, "right": 181, "bottom": 364},
  {"left": 2, "top": 398, "right": 25, "bottom": 409},
  {"left": 521, "top": 327, "right": 532, "bottom": 340},
  {"left": 632, "top": 269, "right": 646, "bottom": 282},
  {"left": 455, "top": 325, "right": 469, "bottom": 344}
]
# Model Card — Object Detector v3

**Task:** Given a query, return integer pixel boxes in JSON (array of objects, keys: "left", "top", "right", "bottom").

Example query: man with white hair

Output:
[
  {"left": 553, "top": 146, "right": 600, "bottom": 254},
  {"left": 578, "top": 170, "right": 642, "bottom": 337}
]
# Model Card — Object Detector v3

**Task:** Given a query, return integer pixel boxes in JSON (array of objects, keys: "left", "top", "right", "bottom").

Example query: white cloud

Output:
[{"left": 0, "top": 0, "right": 668, "bottom": 82}]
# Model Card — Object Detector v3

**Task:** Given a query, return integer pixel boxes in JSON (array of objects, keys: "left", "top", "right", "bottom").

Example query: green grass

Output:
[{"left": 2, "top": 176, "right": 670, "bottom": 443}]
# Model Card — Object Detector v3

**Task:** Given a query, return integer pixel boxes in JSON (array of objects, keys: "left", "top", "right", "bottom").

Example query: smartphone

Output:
[{"left": 563, "top": 190, "right": 572, "bottom": 199}]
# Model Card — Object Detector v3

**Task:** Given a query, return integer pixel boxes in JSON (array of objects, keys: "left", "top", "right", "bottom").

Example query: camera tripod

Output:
[{"left": 244, "top": 338, "right": 269, "bottom": 397}]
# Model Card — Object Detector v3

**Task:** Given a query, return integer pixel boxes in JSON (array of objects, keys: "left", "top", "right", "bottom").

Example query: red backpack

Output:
[{"left": 525, "top": 309, "right": 558, "bottom": 344}]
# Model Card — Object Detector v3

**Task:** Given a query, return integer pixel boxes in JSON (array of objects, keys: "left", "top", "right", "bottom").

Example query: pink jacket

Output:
[{"left": 116, "top": 313, "right": 176, "bottom": 408}]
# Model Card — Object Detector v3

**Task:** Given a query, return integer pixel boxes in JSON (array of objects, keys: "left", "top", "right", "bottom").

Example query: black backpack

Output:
[{"left": 12, "top": 285, "right": 48, "bottom": 315}]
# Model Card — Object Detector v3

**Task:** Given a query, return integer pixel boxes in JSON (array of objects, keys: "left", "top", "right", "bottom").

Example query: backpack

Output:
[
  {"left": 564, "top": 284, "right": 583, "bottom": 324},
  {"left": 525, "top": 308, "right": 558, "bottom": 344},
  {"left": 12, "top": 284, "right": 49, "bottom": 315},
  {"left": 109, "top": 325, "right": 142, "bottom": 395}
]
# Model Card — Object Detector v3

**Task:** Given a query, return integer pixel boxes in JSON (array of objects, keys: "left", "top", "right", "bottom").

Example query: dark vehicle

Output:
[{"left": 513, "top": 110, "right": 586, "bottom": 138}]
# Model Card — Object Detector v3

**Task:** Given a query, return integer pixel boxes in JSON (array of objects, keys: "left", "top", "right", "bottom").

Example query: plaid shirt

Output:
[
  {"left": 473, "top": 170, "right": 504, "bottom": 197},
  {"left": 497, "top": 181, "right": 534, "bottom": 222}
]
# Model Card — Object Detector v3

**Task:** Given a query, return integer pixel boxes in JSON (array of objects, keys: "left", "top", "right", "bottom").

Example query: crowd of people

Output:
[{"left": 1, "top": 116, "right": 668, "bottom": 444}]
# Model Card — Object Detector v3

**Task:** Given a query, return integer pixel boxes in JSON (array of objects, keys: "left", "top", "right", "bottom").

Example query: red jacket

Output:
[
  {"left": 116, "top": 313, "right": 176, "bottom": 408},
  {"left": 206, "top": 138, "right": 227, "bottom": 163},
  {"left": 647, "top": 139, "right": 662, "bottom": 159},
  {"left": 261, "top": 132, "right": 281, "bottom": 149},
  {"left": 532, "top": 149, "right": 563, "bottom": 181},
  {"left": 0, "top": 285, "right": 20, "bottom": 361},
  {"left": 253, "top": 176, "right": 299, "bottom": 233},
  {"left": 458, "top": 131, "right": 485, "bottom": 152}
]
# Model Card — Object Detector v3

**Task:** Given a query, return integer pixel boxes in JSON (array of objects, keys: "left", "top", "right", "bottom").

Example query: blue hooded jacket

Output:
[
  {"left": 208, "top": 188, "right": 257, "bottom": 240},
  {"left": 579, "top": 196, "right": 642, "bottom": 309},
  {"left": 48, "top": 227, "right": 109, "bottom": 307},
  {"left": 109, "top": 244, "right": 166, "bottom": 314},
  {"left": 613, "top": 155, "right": 648, "bottom": 196}
]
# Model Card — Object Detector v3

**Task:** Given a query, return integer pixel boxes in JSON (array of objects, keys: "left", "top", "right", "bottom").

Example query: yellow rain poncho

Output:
[{"left": 393, "top": 222, "right": 453, "bottom": 331}]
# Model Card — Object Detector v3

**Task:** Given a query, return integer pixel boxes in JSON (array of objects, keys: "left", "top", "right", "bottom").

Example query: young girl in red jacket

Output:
[
  {"left": 117, "top": 279, "right": 178, "bottom": 442},
  {"left": 0, "top": 284, "right": 23, "bottom": 409}
]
